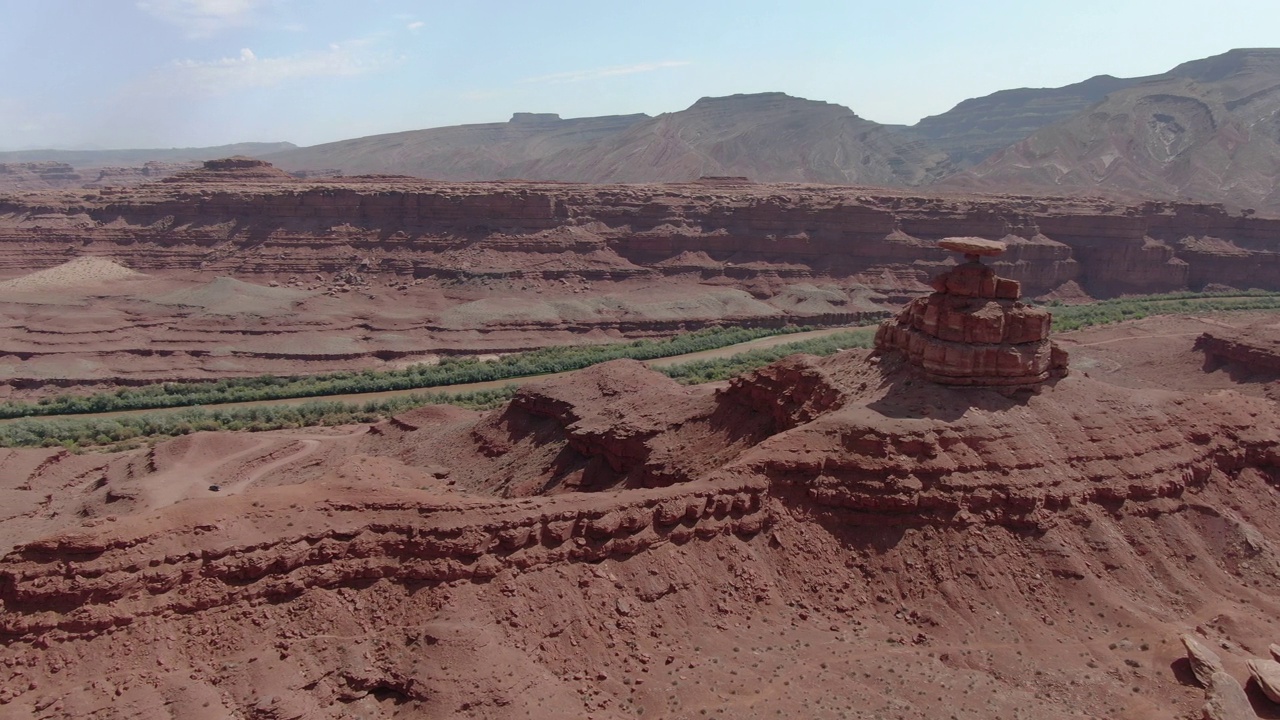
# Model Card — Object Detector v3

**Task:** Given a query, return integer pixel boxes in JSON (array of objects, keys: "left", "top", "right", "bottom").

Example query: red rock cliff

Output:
[{"left": 0, "top": 168, "right": 1278, "bottom": 297}]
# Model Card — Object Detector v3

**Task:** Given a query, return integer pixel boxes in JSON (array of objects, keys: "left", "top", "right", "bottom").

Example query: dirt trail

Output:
[
  {"left": 1064, "top": 331, "right": 1202, "bottom": 347},
  {"left": 142, "top": 430, "right": 364, "bottom": 509},
  {"left": 221, "top": 438, "right": 320, "bottom": 494}
]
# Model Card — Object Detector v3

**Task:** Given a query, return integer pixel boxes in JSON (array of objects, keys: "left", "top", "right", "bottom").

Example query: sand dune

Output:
[{"left": 0, "top": 256, "right": 144, "bottom": 292}]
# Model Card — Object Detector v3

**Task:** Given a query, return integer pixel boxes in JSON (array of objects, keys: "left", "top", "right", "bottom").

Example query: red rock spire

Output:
[{"left": 874, "top": 237, "right": 1069, "bottom": 387}]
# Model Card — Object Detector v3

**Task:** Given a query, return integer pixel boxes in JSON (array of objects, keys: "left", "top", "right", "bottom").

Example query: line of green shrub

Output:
[
  {"left": 0, "top": 331, "right": 882, "bottom": 449},
  {"left": 1, "top": 325, "right": 821, "bottom": 419},
  {"left": 1048, "top": 292, "right": 1280, "bottom": 332},
  {"left": 659, "top": 328, "right": 877, "bottom": 384},
  {"left": 0, "top": 387, "right": 517, "bottom": 450}
]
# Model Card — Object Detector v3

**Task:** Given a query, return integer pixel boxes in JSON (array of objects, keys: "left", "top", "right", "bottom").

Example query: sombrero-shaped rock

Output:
[{"left": 938, "top": 237, "right": 1007, "bottom": 257}]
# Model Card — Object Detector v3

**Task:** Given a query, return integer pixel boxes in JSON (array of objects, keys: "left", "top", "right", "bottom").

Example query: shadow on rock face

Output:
[
  {"left": 863, "top": 367, "right": 1051, "bottom": 422},
  {"left": 1246, "top": 678, "right": 1280, "bottom": 719},
  {"left": 1170, "top": 657, "right": 1199, "bottom": 687}
]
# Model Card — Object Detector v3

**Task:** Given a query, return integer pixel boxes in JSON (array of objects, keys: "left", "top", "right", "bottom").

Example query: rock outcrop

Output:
[
  {"left": 0, "top": 162, "right": 82, "bottom": 191},
  {"left": 1197, "top": 325, "right": 1280, "bottom": 376},
  {"left": 874, "top": 237, "right": 1068, "bottom": 387},
  {"left": 1184, "top": 634, "right": 1228, "bottom": 688},
  {"left": 1248, "top": 657, "right": 1280, "bottom": 703},
  {"left": 2, "top": 342, "right": 1280, "bottom": 718},
  {"left": 1202, "top": 671, "right": 1254, "bottom": 720}
]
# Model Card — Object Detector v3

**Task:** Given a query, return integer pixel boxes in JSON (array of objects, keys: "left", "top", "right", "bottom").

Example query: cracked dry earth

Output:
[{"left": 2, "top": 318, "right": 1280, "bottom": 719}]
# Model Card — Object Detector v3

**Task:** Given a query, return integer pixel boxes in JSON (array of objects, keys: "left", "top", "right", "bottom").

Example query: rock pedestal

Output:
[{"left": 875, "top": 237, "right": 1068, "bottom": 387}]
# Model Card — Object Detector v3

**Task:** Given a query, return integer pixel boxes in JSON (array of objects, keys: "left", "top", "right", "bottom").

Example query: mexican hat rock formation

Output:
[{"left": 874, "top": 237, "right": 1069, "bottom": 387}]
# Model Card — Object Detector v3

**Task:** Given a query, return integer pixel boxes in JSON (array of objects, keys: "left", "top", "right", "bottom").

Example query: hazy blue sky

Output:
[{"left": 3, "top": 0, "right": 1278, "bottom": 150}]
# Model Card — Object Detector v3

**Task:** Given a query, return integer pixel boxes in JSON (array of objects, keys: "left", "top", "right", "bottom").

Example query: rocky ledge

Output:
[{"left": 1196, "top": 325, "right": 1280, "bottom": 376}]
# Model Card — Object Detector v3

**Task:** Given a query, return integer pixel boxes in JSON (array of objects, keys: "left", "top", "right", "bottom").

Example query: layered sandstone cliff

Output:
[
  {"left": 0, "top": 165, "right": 1277, "bottom": 299},
  {"left": 0, "top": 164, "right": 1276, "bottom": 391}
]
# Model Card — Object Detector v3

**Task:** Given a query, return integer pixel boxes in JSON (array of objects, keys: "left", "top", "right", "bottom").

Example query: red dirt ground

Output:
[{"left": 2, "top": 312, "right": 1279, "bottom": 719}]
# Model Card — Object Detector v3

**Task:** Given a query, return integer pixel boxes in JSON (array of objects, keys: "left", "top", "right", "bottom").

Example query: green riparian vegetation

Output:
[
  {"left": 1042, "top": 290, "right": 1280, "bottom": 331},
  {"left": 0, "top": 329, "right": 877, "bottom": 450},
  {"left": 0, "top": 325, "right": 824, "bottom": 420},
  {"left": 3, "top": 290, "right": 1278, "bottom": 449}
]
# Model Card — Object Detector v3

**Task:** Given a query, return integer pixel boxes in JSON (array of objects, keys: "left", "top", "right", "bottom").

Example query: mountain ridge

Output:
[
  {"left": 947, "top": 47, "right": 1280, "bottom": 210},
  {"left": 8, "top": 49, "right": 1280, "bottom": 211}
]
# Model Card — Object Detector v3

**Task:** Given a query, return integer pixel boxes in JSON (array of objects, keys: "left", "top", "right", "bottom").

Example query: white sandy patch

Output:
[{"left": 0, "top": 256, "right": 145, "bottom": 292}]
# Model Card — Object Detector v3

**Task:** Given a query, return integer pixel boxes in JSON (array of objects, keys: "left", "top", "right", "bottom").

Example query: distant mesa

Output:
[
  {"left": 162, "top": 156, "right": 296, "bottom": 184},
  {"left": 510, "top": 112, "right": 563, "bottom": 123},
  {"left": 201, "top": 157, "right": 273, "bottom": 171},
  {"left": 874, "top": 236, "right": 1068, "bottom": 387}
]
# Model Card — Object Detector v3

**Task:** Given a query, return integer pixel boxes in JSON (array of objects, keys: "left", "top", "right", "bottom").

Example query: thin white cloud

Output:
[
  {"left": 137, "top": 0, "right": 270, "bottom": 36},
  {"left": 406, "top": 20, "right": 424, "bottom": 31},
  {"left": 522, "top": 60, "right": 691, "bottom": 85},
  {"left": 144, "top": 40, "right": 392, "bottom": 95},
  {"left": 461, "top": 89, "right": 504, "bottom": 102},
  {"left": 0, "top": 97, "right": 77, "bottom": 150}
]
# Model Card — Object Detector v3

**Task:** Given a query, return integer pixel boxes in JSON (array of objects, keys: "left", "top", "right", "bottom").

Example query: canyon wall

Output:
[{"left": 1, "top": 172, "right": 1278, "bottom": 298}]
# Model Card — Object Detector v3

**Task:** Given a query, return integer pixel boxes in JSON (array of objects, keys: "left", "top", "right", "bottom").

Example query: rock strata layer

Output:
[
  {"left": 1, "top": 345, "right": 1279, "bottom": 718},
  {"left": 1, "top": 168, "right": 1279, "bottom": 298},
  {"left": 1197, "top": 326, "right": 1280, "bottom": 376}
]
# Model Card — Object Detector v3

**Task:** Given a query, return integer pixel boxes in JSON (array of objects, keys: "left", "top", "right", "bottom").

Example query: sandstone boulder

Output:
[
  {"left": 1202, "top": 671, "right": 1254, "bottom": 720},
  {"left": 1183, "top": 634, "right": 1227, "bottom": 688},
  {"left": 1247, "top": 657, "right": 1280, "bottom": 703}
]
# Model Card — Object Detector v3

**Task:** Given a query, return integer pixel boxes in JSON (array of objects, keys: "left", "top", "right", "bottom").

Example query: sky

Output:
[{"left": 3, "top": 0, "right": 1278, "bottom": 151}]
